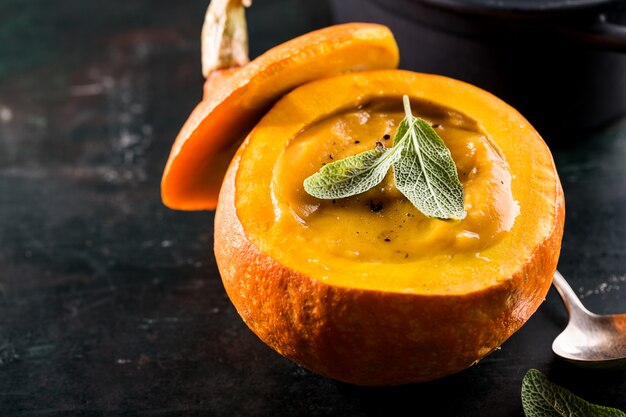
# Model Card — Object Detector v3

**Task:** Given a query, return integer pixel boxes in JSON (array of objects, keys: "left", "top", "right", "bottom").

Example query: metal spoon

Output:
[{"left": 551, "top": 270, "right": 626, "bottom": 367}]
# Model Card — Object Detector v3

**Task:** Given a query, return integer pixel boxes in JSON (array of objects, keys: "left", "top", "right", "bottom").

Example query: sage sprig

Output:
[{"left": 303, "top": 95, "right": 466, "bottom": 220}]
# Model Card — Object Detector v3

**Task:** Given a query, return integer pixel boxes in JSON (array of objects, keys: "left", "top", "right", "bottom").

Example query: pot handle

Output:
[{"left": 561, "top": 10, "right": 626, "bottom": 51}]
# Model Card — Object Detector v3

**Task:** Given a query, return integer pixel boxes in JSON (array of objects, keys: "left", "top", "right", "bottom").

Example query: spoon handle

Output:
[{"left": 552, "top": 270, "right": 592, "bottom": 317}]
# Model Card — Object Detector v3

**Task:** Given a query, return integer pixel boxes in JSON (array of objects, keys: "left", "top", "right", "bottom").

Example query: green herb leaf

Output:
[
  {"left": 393, "top": 97, "right": 466, "bottom": 220},
  {"left": 392, "top": 117, "right": 411, "bottom": 147},
  {"left": 303, "top": 95, "right": 465, "bottom": 220},
  {"left": 522, "top": 369, "right": 626, "bottom": 417},
  {"left": 303, "top": 147, "right": 399, "bottom": 200}
]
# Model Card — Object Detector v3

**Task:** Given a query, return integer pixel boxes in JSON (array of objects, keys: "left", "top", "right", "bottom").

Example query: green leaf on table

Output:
[{"left": 522, "top": 369, "right": 626, "bottom": 417}]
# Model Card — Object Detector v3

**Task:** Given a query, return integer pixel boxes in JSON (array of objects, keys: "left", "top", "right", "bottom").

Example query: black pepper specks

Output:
[
  {"left": 369, "top": 200, "right": 383, "bottom": 212},
  {"left": 383, "top": 134, "right": 390, "bottom": 140}
]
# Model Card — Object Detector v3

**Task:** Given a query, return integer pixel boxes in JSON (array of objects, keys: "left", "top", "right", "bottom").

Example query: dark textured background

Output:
[{"left": 0, "top": 1, "right": 624, "bottom": 415}]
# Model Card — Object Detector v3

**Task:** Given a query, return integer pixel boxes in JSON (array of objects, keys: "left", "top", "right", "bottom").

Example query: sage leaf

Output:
[
  {"left": 392, "top": 117, "right": 411, "bottom": 147},
  {"left": 522, "top": 369, "right": 626, "bottom": 417},
  {"left": 303, "top": 147, "right": 399, "bottom": 200},
  {"left": 302, "top": 95, "right": 465, "bottom": 220},
  {"left": 392, "top": 97, "right": 466, "bottom": 220}
]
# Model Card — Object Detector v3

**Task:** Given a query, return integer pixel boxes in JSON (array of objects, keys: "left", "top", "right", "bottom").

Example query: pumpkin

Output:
[
  {"left": 162, "top": 20, "right": 564, "bottom": 386},
  {"left": 213, "top": 70, "right": 564, "bottom": 385}
]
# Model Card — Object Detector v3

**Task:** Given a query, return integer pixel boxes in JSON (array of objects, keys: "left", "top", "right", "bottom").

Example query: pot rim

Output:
[
  {"left": 366, "top": 0, "right": 626, "bottom": 51},
  {"left": 411, "top": 0, "right": 621, "bottom": 15}
]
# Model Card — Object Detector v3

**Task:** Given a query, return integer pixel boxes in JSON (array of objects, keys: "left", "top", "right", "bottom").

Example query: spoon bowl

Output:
[{"left": 552, "top": 270, "right": 626, "bottom": 368}]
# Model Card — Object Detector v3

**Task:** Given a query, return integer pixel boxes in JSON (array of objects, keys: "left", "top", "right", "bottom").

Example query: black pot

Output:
[{"left": 330, "top": 0, "right": 626, "bottom": 143}]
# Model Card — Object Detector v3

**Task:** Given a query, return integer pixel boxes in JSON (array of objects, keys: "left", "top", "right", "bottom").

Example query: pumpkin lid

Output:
[{"left": 161, "top": 23, "right": 399, "bottom": 211}]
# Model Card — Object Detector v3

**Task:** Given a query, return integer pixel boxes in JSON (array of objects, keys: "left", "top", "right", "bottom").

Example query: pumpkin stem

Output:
[{"left": 201, "top": 0, "right": 252, "bottom": 77}]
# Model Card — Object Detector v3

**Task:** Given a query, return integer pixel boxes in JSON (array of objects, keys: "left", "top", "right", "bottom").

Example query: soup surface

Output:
[{"left": 272, "top": 99, "right": 518, "bottom": 263}]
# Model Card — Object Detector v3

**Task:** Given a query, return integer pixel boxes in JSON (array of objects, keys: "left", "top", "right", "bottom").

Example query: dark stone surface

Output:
[{"left": 0, "top": 1, "right": 624, "bottom": 415}]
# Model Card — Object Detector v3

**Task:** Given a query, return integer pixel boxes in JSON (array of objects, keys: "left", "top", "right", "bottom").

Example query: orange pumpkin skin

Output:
[
  {"left": 161, "top": 23, "right": 399, "bottom": 211},
  {"left": 214, "top": 70, "right": 565, "bottom": 386},
  {"left": 215, "top": 157, "right": 564, "bottom": 386}
]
